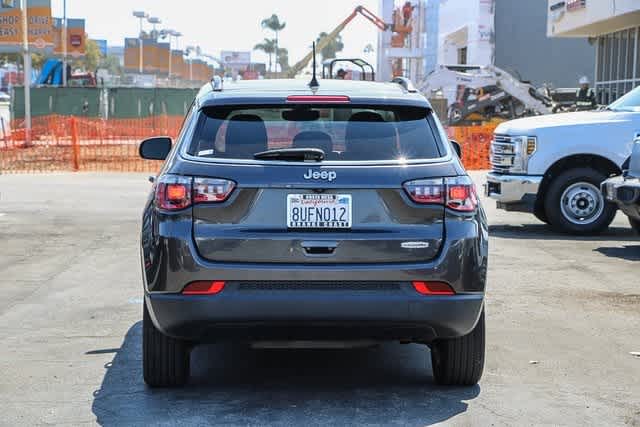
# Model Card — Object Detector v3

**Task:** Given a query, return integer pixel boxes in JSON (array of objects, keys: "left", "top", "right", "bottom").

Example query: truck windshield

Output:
[
  {"left": 608, "top": 86, "right": 640, "bottom": 112},
  {"left": 187, "top": 105, "right": 445, "bottom": 162}
]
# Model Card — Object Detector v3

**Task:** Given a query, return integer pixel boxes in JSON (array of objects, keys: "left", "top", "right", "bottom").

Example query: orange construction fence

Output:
[
  {"left": 447, "top": 124, "right": 497, "bottom": 170},
  {"left": 1, "top": 115, "right": 496, "bottom": 173}
]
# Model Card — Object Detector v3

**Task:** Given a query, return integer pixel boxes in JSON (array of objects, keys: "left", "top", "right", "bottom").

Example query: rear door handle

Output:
[{"left": 301, "top": 241, "right": 338, "bottom": 257}]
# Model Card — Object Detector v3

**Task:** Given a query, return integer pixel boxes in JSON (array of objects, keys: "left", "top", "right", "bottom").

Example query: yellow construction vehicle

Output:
[{"left": 287, "top": 6, "right": 391, "bottom": 79}]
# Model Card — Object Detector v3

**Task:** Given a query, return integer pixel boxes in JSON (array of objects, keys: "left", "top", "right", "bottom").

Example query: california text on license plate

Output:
[{"left": 287, "top": 194, "right": 352, "bottom": 229}]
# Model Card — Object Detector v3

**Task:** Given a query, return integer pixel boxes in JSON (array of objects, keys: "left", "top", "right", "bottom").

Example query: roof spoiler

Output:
[{"left": 391, "top": 77, "right": 417, "bottom": 93}]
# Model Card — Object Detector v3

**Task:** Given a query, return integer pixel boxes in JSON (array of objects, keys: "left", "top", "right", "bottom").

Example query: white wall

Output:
[
  {"left": 438, "top": 0, "right": 494, "bottom": 66},
  {"left": 548, "top": 0, "right": 640, "bottom": 37}
]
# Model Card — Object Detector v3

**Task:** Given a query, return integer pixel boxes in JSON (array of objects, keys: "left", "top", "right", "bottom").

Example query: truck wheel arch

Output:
[{"left": 535, "top": 154, "right": 621, "bottom": 213}]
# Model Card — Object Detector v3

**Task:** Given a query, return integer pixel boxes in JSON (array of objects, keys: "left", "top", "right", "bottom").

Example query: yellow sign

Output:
[{"left": 0, "top": 3, "right": 53, "bottom": 48}]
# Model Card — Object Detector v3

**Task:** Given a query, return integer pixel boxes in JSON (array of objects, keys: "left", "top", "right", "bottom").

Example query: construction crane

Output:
[{"left": 286, "top": 6, "right": 389, "bottom": 79}]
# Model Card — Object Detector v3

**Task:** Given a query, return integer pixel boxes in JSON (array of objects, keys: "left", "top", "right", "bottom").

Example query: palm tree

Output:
[
  {"left": 316, "top": 32, "right": 345, "bottom": 61},
  {"left": 276, "top": 47, "right": 289, "bottom": 72},
  {"left": 261, "top": 14, "right": 286, "bottom": 72},
  {"left": 254, "top": 38, "right": 277, "bottom": 73}
]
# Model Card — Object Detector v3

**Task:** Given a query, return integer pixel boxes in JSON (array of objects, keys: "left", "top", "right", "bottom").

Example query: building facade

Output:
[
  {"left": 437, "top": 0, "right": 595, "bottom": 88},
  {"left": 547, "top": 0, "right": 640, "bottom": 103}
]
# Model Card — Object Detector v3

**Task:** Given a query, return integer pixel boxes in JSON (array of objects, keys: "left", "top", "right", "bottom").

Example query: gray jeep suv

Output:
[{"left": 139, "top": 78, "right": 488, "bottom": 387}]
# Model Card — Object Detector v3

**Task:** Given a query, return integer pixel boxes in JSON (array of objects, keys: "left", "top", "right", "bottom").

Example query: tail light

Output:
[
  {"left": 403, "top": 176, "right": 478, "bottom": 212},
  {"left": 403, "top": 178, "right": 445, "bottom": 204},
  {"left": 155, "top": 175, "right": 235, "bottom": 211},
  {"left": 412, "top": 281, "right": 455, "bottom": 296},
  {"left": 156, "top": 176, "right": 192, "bottom": 210},
  {"left": 445, "top": 176, "right": 478, "bottom": 212},
  {"left": 182, "top": 280, "right": 226, "bottom": 295},
  {"left": 193, "top": 178, "right": 236, "bottom": 203}
]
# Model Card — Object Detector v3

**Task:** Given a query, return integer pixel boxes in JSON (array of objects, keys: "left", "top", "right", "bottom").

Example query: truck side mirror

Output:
[
  {"left": 139, "top": 137, "right": 172, "bottom": 160},
  {"left": 450, "top": 140, "right": 462, "bottom": 158}
]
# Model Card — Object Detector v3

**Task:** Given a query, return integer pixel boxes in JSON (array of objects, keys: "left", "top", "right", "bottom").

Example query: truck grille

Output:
[{"left": 491, "top": 134, "right": 516, "bottom": 172}]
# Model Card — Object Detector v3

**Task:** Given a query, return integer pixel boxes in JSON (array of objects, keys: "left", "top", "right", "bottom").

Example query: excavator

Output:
[
  {"left": 287, "top": 6, "right": 400, "bottom": 79},
  {"left": 419, "top": 64, "right": 563, "bottom": 125}
]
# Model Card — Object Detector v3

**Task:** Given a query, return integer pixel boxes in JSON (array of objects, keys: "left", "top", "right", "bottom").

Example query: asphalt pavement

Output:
[{"left": 0, "top": 171, "right": 638, "bottom": 426}]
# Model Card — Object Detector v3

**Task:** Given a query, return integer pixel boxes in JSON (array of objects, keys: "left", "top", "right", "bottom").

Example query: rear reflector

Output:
[
  {"left": 182, "top": 281, "right": 226, "bottom": 295},
  {"left": 286, "top": 95, "right": 351, "bottom": 103},
  {"left": 412, "top": 281, "right": 455, "bottom": 296}
]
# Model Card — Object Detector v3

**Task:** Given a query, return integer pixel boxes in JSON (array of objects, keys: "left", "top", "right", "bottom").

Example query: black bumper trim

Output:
[{"left": 145, "top": 290, "right": 484, "bottom": 343}]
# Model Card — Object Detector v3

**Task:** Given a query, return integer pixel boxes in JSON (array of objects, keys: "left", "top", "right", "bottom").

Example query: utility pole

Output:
[
  {"left": 133, "top": 11, "right": 147, "bottom": 74},
  {"left": 21, "top": 0, "right": 31, "bottom": 145},
  {"left": 62, "top": 0, "right": 67, "bottom": 86}
]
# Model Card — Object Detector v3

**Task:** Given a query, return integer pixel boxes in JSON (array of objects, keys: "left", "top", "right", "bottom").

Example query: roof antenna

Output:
[{"left": 309, "top": 41, "right": 319, "bottom": 88}]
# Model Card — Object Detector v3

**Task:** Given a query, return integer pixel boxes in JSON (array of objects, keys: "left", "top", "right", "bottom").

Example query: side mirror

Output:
[
  {"left": 139, "top": 137, "right": 172, "bottom": 160},
  {"left": 450, "top": 139, "right": 462, "bottom": 158}
]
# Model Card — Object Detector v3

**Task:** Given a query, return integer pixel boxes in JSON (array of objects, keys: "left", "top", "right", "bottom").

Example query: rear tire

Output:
[
  {"left": 143, "top": 300, "right": 191, "bottom": 387},
  {"left": 544, "top": 168, "right": 617, "bottom": 235},
  {"left": 533, "top": 206, "right": 549, "bottom": 224},
  {"left": 431, "top": 309, "right": 485, "bottom": 386},
  {"left": 630, "top": 218, "right": 640, "bottom": 234}
]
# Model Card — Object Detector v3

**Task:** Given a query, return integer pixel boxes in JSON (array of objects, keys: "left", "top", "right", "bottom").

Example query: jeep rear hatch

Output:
[{"left": 184, "top": 104, "right": 461, "bottom": 264}]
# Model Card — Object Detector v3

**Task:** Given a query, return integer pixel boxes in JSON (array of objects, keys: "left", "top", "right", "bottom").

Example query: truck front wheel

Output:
[{"left": 544, "top": 168, "right": 617, "bottom": 235}]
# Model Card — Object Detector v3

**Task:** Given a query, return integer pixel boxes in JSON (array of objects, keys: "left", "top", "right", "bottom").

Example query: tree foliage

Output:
[
  {"left": 316, "top": 32, "right": 344, "bottom": 61},
  {"left": 277, "top": 47, "right": 289, "bottom": 71},
  {"left": 82, "top": 39, "right": 101, "bottom": 71},
  {"left": 254, "top": 38, "right": 277, "bottom": 72},
  {"left": 261, "top": 14, "right": 286, "bottom": 33}
]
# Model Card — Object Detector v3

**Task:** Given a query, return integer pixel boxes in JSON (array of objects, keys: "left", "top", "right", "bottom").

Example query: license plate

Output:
[{"left": 287, "top": 194, "right": 352, "bottom": 229}]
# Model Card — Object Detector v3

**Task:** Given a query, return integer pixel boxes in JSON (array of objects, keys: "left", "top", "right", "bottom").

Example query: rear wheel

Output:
[
  {"left": 630, "top": 218, "right": 640, "bottom": 234},
  {"left": 544, "top": 168, "right": 617, "bottom": 235},
  {"left": 533, "top": 206, "right": 549, "bottom": 224},
  {"left": 430, "top": 309, "right": 485, "bottom": 386},
  {"left": 143, "top": 300, "right": 191, "bottom": 387}
]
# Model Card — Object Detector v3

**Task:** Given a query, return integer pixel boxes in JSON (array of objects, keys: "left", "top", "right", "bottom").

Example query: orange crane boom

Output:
[{"left": 286, "top": 6, "right": 389, "bottom": 78}]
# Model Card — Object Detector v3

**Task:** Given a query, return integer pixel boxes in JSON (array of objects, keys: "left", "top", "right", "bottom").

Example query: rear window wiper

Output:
[{"left": 253, "top": 148, "right": 325, "bottom": 162}]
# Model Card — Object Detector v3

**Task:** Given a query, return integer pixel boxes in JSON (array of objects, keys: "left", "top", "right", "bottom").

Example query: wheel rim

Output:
[{"left": 560, "top": 182, "right": 604, "bottom": 226}]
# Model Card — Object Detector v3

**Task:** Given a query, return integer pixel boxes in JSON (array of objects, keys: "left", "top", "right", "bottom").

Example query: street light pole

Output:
[
  {"left": 62, "top": 0, "right": 67, "bottom": 87},
  {"left": 21, "top": 0, "right": 31, "bottom": 145},
  {"left": 138, "top": 18, "right": 143, "bottom": 73},
  {"left": 133, "top": 11, "right": 147, "bottom": 74},
  {"left": 170, "top": 31, "right": 182, "bottom": 82}
]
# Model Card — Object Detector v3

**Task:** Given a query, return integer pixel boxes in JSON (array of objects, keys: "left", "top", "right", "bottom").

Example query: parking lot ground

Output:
[{"left": 0, "top": 171, "right": 638, "bottom": 426}]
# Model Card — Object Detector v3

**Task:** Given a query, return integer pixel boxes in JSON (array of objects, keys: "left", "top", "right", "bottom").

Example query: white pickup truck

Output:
[{"left": 486, "top": 86, "right": 640, "bottom": 234}]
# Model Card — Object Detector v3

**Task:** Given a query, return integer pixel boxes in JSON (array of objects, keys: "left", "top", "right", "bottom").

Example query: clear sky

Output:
[{"left": 49, "top": 0, "right": 382, "bottom": 67}]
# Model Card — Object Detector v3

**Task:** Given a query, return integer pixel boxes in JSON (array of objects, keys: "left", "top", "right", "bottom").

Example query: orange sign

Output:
[
  {"left": 155, "top": 42, "right": 170, "bottom": 74},
  {"left": 0, "top": 2, "right": 53, "bottom": 49},
  {"left": 52, "top": 17, "right": 85, "bottom": 56},
  {"left": 124, "top": 38, "right": 140, "bottom": 71}
]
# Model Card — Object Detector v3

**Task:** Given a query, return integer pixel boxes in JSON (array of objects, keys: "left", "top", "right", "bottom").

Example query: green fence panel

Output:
[
  {"left": 12, "top": 87, "right": 102, "bottom": 118},
  {"left": 12, "top": 87, "right": 199, "bottom": 119},
  {"left": 108, "top": 88, "right": 156, "bottom": 118}
]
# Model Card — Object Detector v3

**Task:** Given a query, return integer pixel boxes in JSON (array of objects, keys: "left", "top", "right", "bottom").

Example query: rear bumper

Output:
[
  {"left": 145, "top": 287, "right": 484, "bottom": 342},
  {"left": 485, "top": 172, "right": 542, "bottom": 213}
]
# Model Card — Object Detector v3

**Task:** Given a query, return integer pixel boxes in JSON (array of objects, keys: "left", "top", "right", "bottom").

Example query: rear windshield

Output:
[{"left": 186, "top": 105, "right": 445, "bottom": 162}]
